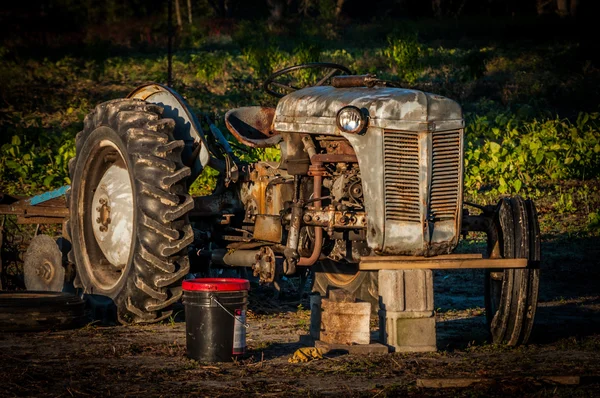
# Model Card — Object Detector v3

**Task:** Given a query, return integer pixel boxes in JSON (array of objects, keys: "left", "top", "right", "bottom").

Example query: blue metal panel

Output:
[{"left": 28, "top": 185, "right": 70, "bottom": 206}]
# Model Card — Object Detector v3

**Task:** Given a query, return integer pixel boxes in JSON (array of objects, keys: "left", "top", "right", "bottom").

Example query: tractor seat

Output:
[{"left": 224, "top": 107, "right": 282, "bottom": 148}]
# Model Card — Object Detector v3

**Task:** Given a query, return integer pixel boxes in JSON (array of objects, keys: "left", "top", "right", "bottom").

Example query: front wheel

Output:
[
  {"left": 68, "top": 99, "right": 194, "bottom": 324},
  {"left": 485, "top": 196, "right": 540, "bottom": 345}
]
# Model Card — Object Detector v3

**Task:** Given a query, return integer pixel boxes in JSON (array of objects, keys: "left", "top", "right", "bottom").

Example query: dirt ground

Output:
[{"left": 1, "top": 237, "right": 600, "bottom": 397}]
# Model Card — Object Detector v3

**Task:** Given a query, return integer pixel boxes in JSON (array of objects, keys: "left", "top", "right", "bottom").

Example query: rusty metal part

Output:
[
  {"left": 291, "top": 154, "right": 330, "bottom": 267},
  {"left": 311, "top": 154, "right": 358, "bottom": 164},
  {"left": 283, "top": 176, "right": 303, "bottom": 273},
  {"left": 240, "top": 162, "right": 296, "bottom": 221},
  {"left": 224, "top": 107, "right": 281, "bottom": 148},
  {"left": 302, "top": 209, "right": 367, "bottom": 231},
  {"left": 331, "top": 74, "right": 379, "bottom": 88},
  {"left": 95, "top": 197, "right": 112, "bottom": 233},
  {"left": 298, "top": 172, "right": 323, "bottom": 267},
  {"left": 301, "top": 135, "right": 317, "bottom": 158},
  {"left": 252, "top": 246, "right": 277, "bottom": 283},
  {"left": 320, "top": 139, "right": 356, "bottom": 155},
  {"left": 24, "top": 234, "right": 64, "bottom": 292},
  {"left": 359, "top": 254, "right": 528, "bottom": 270},
  {"left": 223, "top": 235, "right": 253, "bottom": 242},
  {"left": 211, "top": 248, "right": 259, "bottom": 267},
  {"left": 254, "top": 215, "right": 282, "bottom": 243}
]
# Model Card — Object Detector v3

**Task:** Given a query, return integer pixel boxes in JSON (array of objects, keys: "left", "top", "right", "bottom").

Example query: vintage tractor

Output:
[{"left": 21, "top": 63, "right": 539, "bottom": 345}]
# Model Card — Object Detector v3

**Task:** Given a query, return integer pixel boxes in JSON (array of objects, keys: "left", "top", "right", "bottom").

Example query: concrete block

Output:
[
  {"left": 378, "top": 269, "right": 436, "bottom": 352},
  {"left": 379, "top": 311, "right": 436, "bottom": 352},
  {"left": 378, "top": 269, "right": 434, "bottom": 312}
]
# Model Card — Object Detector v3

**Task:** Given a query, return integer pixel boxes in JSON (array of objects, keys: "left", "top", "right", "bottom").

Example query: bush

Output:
[
  {"left": 464, "top": 111, "right": 600, "bottom": 199},
  {"left": 383, "top": 33, "right": 421, "bottom": 84}
]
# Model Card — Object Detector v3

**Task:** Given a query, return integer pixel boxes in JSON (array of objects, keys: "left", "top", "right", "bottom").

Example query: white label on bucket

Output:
[{"left": 233, "top": 309, "right": 246, "bottom": 355}]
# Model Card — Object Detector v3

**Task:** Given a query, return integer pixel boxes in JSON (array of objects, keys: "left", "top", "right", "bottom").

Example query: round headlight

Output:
[{"left": 336, "top": 106, "right": 367, "bottom": 134}]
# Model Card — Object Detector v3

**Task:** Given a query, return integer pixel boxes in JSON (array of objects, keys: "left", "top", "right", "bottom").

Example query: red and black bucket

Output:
[{"left": 182, "top": 278, "right": 250, "bottom": 362}]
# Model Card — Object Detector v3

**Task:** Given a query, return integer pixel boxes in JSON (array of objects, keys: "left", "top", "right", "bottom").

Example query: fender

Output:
[{"left": 127, "top": 83, "right": 231, "bottom": 181}]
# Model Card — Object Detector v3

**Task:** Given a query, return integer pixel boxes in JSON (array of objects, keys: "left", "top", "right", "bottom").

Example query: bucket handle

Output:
[{"left": 210, "top": 294, "right": 250, "bottom": 329}]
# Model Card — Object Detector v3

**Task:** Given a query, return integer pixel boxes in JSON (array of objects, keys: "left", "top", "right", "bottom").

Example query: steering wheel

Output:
[{"left": 263, "top": 63, "right": 352, "bottom": 98}]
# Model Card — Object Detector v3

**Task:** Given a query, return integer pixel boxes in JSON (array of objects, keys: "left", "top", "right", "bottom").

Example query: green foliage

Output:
[
  {"left": 316, "top": 0, "right": 338, "bottom": 21},
  {"left": 554, "top": 191, "right": 577, "bottom": 214},
  {"left": 191, "top": 51, "right": 227, "bottom": 84},
  {"left": 588, "top": 210, "right": 600, "bottom": 232},
  {"left": 0, "top": 133, "right": 75, "bottom": 194},
  {"left": 188, "top": 147, "right": 280, "bottom": 196},
  {"left": 383, "top": 33, "right": 421, "bottom": 84},
  {"left": 243, "top": 44, "right": 286, "bottom": 80},
  {"left": 291, "top": 43, "right": 322, "bottom": 86},
  {"left": 464, "top": 111, "right": 600, "bottom": 200}
]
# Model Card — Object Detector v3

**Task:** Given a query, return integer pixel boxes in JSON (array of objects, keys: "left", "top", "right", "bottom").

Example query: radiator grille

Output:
[
  {"left": 384, "top": 131, "right": 420, "bottom": 222},
  {"left": 430, "top": 131, "right": 461, "bottom": 221}
]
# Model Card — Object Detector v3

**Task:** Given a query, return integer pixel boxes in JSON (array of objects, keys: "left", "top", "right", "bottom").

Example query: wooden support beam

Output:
[{"left": 359, "top": 254, "right": 528, "bottom": 270}]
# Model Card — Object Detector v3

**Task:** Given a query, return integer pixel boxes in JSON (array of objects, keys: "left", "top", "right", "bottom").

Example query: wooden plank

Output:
[
  {"left": 362, "top": 253, "right": 483, "bottom": 262},
  {"left": 416, "top": 378, "right": 492, "bottom": 388},
  {"left": 359, "top": 258, "right": 528, "bottom": 270},
  {"left": 417, "top": 376, "right": 580, "bottom": 388},
  {"left": 0, "top": 204, "right": 69, "bottom": 217},
  {"left": 542, "top": 376, "right": 580, "bottom": 385},
  {"left": 16, "top": 216, "right": 66, "bottom": 224}
]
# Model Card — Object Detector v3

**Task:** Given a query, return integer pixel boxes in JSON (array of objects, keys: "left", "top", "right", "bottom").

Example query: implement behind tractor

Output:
[{"left": 0, "top": 63, "right": 540, "bottom": 348}]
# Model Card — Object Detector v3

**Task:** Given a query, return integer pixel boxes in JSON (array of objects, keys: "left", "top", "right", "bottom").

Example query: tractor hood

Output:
[{"left": 273, "top": 86, "right": 464, "bottom": 135}]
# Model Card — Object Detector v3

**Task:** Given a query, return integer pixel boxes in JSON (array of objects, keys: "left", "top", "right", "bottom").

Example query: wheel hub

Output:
[
  {"left": 95, "top": 196, "right": 112, "bottom": 232},
  {"left": 91, "top": 164, "right": 134, "bottom": 269},
  {"left": 36, "top": 261, "right": 55, "bottom": 282}
]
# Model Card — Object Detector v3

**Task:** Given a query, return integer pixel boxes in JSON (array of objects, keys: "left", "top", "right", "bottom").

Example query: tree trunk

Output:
[
  {"left": 299, "top": 0, "right": 311, "bottom": 16},
  {"left": 570, "top": 0, "right": 579, "bottom": 16},
  {"left": 187, "top": 0, "right": 192, "bottom": 24},
  {"left": 267, "top": 0, "right": 285, "bottom": 23},
  {"left": 432, "top": 0, "right": 443, "bottom": 18},
  {"left": 335, "top": 0, "right": 345, "bottom": 18},
  {"left": 175, "top": 0, "right": 183, "bottom": 27},
  {"left": 556, "top": 0, "right": 569, "bottom": 17}
]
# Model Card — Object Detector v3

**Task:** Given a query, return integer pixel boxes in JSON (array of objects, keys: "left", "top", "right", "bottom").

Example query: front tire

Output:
[
  {"left": 69, "top": 99, "right": 194, "bottom": 324},
  {"left": 485, "top": 196, "right": 540, "bottom": 345}
]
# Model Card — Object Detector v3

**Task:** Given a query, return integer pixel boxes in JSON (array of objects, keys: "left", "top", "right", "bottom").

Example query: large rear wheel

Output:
[
  {"left": 69, "top": 99, "right": 194, "bottom": 324},
  {"left": 485, "top": 196, "right": 540, "bottom": 345}
]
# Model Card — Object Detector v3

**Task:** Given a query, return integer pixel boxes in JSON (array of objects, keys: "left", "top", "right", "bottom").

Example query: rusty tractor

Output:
[{"left": 0, "top": 63, "right": 540, "bottom": 345}]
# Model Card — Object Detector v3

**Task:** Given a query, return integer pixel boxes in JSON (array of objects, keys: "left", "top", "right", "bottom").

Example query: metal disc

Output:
[{"left": 24, "top": 234, "right": 64, "bottom": 292}]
